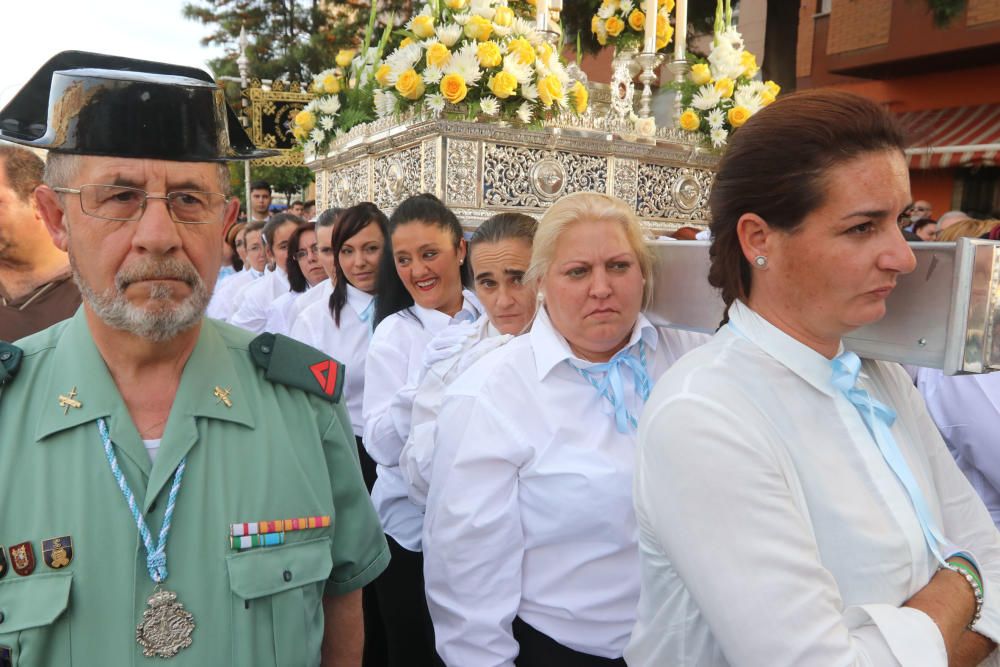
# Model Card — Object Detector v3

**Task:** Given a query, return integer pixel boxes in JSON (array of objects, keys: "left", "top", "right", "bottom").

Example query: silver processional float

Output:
[{"left": 295, "top": 0, "right": 1000, "bottom": 375}]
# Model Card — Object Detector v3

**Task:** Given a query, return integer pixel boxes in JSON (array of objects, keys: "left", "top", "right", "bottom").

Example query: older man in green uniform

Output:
[{"left": 0, "top": 52, "right": 389, "bottom": 666}]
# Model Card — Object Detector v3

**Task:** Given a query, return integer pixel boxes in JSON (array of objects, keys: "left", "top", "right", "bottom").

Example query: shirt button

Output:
[
  {"left": 261, "top": 345, "right": 271, "bottom": 354},
  {"left": 283, "top": 570, "right": 292, "bottom": 582},
  {"left": 0, "top": 352, "right": 10, "bottom": 361}
]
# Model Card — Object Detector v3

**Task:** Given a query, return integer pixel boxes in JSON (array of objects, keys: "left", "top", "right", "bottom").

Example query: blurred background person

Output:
[
  {"left": 913, "top": 217, "right": 938, "bottom": 241},
  {"left": 264, "top": 220, "right": 325, "bottom": 335},
  {"left": 400, "top": 212, "right": 538, "bottom": 508},
  {"left": 285, "top": 207, "right": 342, "bottom": 335},
  {"left": 217, "top": 220, "right": 244, "bottom": 283},
  {"left": 938, "top": 210, "right": 972, "bottom": 235},
  {"left": 206, "top": 218, "right": 266, "bottom": 320},
  {"left": 938, "top": 218, "right": 997, "bottom": 242},
  {"left": 909, "top": 199, "right": 933, "bottom": 224},
  {"left": 0, "top": 144, "right": 80, "bottom": 340},
  {"left": 229, "top": 212, "right": 301, "bottom": 332},
  {"left": 303, "top": 199, "right": 317, "bottom": 221},
  {"left": 423, "top": 192, "right": 704, "bottom": 667},
  {"left": 628, "top": 90, "right": 1000, "bottom": 667},
  {"left": 289, "top": 200, "right": 304, "bottom": 217},
  {"left": 363, "top": 193, "right": 479, "bottom": 667},
  {"left": 248, "top": 179, "right": 272, "bottom": 222}
]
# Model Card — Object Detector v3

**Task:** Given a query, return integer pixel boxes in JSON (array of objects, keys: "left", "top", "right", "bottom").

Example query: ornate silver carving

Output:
[
  {"left": 613, "top": 158, "right": 639, "bottom": 208},
  {"left": 529, "top": 158, "right": 567, "bottom": 199},
  {"left": 374, "top": 147, "right": 421, "bottom": 211},
  {"left": 636, "top": 165, "right": 714, "bottom": 222},
  {"left": 422, "top": 139, "right": 440, "bottom": 196},
  {"left": 446, "top": 139, "right": 479, "bottom": 207},
  {"left": 483, "top": 144, "right": 606, "bottom": 208},
  {"left": 609, "top": 49, "right": 637, "bottom": 121},
  {"left": 673, "top": 174, "right": 702, "bottom": 213}
]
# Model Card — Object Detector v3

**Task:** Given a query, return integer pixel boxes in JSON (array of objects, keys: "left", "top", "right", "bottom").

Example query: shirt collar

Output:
[
  {"left": 531, "top": 306, "right": 658, "bottom": 381},
  {"left": 727, "top": 299, "right": 842, "bottom": 398},
  {"left": 412, "top": 289, "right": 483, "bottom": 329},
  {"left": 346, "top": 283, "right": 374, "bottom": 317}
]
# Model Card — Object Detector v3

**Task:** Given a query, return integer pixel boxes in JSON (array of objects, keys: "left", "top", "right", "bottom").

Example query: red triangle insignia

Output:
[{"left": 309, "top": 360, "right": 338, "bottom": 396}]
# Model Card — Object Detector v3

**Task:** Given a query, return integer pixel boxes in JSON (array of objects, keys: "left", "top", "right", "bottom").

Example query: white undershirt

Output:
[{"left": 143, "top": 438, "right": 161, "bottom": 463}]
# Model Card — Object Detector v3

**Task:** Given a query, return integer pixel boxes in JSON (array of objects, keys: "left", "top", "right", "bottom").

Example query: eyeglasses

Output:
[
  {"left": 294, "top": 244, "right": 320, "bottom": 261},
  {"left": 52, "top": 184, "right": 229, "bottom": 224}
]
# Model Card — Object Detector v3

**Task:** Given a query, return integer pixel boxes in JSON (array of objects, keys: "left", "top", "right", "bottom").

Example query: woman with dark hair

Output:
[
  {"left": 284, "top": 207, "right": 343, "bottom": 335},
  {"left": 263, "top": 221, "right": 326, "bottom": 335},
  {"left": 913, "top": 217, "right": 938, "bottom": 241},
  {"left": 628, "top": 90, "right": 1000, "bottom": 666},
  {"left": 362, "top": 193, "right": 480, "bottom": 666}
]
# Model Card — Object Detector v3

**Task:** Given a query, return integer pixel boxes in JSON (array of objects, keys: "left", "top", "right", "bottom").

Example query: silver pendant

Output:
[{"left": 136, "top": 587, "right": 195, "bottom": 658}]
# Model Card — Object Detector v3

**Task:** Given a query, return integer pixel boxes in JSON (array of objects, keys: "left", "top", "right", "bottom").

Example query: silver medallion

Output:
[{"left": 136, "top": 587, "right": 195, "bottom": 658}]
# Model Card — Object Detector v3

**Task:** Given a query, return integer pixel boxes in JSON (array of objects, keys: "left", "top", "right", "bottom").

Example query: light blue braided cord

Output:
[
  {"left": 573, "top": 341, "right": 651, "bottom": 433},
  {"left": 97, "top": 418, "right": 186, "bottom": 584}
]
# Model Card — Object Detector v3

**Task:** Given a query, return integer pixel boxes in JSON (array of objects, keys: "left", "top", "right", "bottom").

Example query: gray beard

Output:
[{"left": 70, "top": 251, "right": 210, "bottom": 343}]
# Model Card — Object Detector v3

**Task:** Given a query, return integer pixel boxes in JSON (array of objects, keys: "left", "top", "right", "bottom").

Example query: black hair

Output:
[
  {"left": 262, "top": 212, "right": 305, "bottom": 249},
  {"left": 250, "top": 180, "right": 271, "bottom": 193},
  {"left": 328, "top": 203, "right": 389, "bottom": 326},
  {"left": 468, "top": 212, "right": 538, "bottom": 276},
  {"left": 316, "top": 207, "right": 343, "bottom": 229},
  {"left": 373, "top": 193, "right": 472, "bottom": 328},
  {"left": 285, "top": 222, "right": 318, "bottom": 292}
]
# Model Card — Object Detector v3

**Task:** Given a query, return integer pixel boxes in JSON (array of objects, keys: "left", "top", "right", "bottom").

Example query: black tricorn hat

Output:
[{"left": 0, "top": 51, "right": 277, "bottom": 162}]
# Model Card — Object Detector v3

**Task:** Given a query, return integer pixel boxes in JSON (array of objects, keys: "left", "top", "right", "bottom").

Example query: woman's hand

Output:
[{"left": 904, "top": 565, "right": 990, "bottom": 666}]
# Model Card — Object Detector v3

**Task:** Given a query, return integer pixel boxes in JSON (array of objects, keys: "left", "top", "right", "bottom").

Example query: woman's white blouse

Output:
[
  {"left": 263, "top": 289, "right": 303, "bottom": 336},
  {"left": 400, "top": 315, "right": 510, "bottom": 507},
  {"left": 627, "top": 299, "right": 1000, "bottom": 667},
  {"left": 206, "top": 267, "right": 261, "bottom": 321},
  {"left": 285, "top": 280, "right": 334, "bottom": 339},
  {"left": 422, "top": 307, "right": 705, "bottom": 667},
  {"left": 362, "top": 291, "right": 482, "bottom": 550},
  {"left": 290, "top": 283, "right": 374, "bottom": 437},
  {"left": 230, "top": 268, "right": 289, "bottom": 333}
]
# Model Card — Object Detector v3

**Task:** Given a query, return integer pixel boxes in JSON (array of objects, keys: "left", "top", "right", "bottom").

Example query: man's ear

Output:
[{"left": 34, "top": 186, "right": 70, "bottom": 252}]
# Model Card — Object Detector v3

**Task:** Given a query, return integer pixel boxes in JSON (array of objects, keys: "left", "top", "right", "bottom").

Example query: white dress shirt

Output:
[
  {"left": 422, "top": 307, "right": 706, "bottom": 667},
  {"left": 229, "top": 268, "right": 289, "bottom": 333},
  {"left": 263, "top": 289, "right": 305, "bottom": 336},
  {"left": 915, "top": 367, "right": 1000, "bottom": 528},
  {"left": 206, "top": 267, "right": 261, "bottom": 321},
  {"left": 400, "top": 315, "right": 510, "bottom": 507},
  {"left": 362, "top": 291, "right": 481, "bottom": 551},
  {"left": 627, "top": 299, "right": 1000, "bottom": 667},
  {"left": 291, "top": 284, "right": 374, "bottom": 437},
  {"left": 284, "top": 280, "right": 334, "bottom": 340}
]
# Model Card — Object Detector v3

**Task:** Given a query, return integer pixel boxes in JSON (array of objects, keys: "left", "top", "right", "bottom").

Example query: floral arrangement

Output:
[
  {"left": 675, "top": 0, "right": 779, "bottom": 149},
  {"left": 591, "top": 0, "right": 675, "bottom": 52},
  {"left": 370, "top": 0, "right": 588, "bottom": 125},
  {"left": 293, "top": 9, "right": 395, "bottom": 153}
]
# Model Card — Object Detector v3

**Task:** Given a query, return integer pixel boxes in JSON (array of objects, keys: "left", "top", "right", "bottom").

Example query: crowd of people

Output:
[{"left": 4, "top": 51, "right": 1000, "bottom": 667}]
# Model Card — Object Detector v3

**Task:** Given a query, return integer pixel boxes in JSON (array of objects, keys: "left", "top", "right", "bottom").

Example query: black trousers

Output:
[
  {"left": 355, "top": 436, "right": 387, "bottom": 667},
  {"left": 513, "top": 617, "right": 627, "bottom": 667},
  {"left": 372, "top": 535, "right": 444, "bottom": 667}
]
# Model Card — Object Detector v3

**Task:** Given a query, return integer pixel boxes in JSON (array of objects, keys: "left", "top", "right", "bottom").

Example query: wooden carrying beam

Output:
[{"left": 646, "top": 239, "right": 1000, "bottom": 375}]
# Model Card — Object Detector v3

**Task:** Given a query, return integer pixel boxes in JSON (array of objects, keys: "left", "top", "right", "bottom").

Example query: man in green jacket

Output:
[{"left": 0, "top": 51, "right": 388, "bottom": 666}]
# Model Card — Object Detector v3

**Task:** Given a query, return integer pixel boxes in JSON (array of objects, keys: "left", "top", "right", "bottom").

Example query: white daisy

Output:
[
  {"left": 492, "top": 24, "right": 512, "bottom": 38},
  {"left": 444, "top": 42, "right": 483, "bottom": 84},
  {"left": 305, "top": 99, "right": 319, "bottom": 113},
  {"left": 469, "top": 0, "right": 494, "bottom": 19},
  {"left": 520, "top": 82, "right": 538, "bottom": 100},
  {"left": 423, "top": 65, "right": 444, "bottom": 85},
  {"left": 385, "top": 43, "right": 424, "bottom": 82},
  {"left": 707, "top": 108, "right": 726, "bottom": 129},
  {"left": 502, "top": 53, "right": 533, "bottom": 85},
  {"left": 425, "top": 93, "right": 446, "bottom": 116},
  {"left": 733, "top": 86, "right": 763, "bottom": 114},
  {"left": 309, "top": 127, "right": 326, "bottom": 144},
  {"left": 374, "top": 89, "right": 397, "bottom": 118},
  {"left": 317, "top": 95, "right": 341, "bottom": 115},
  {"left": 708, "top": 41, "right": 744, "bottom": 81},
  {"left": 436, "top": 23, "right": 463, "bottom": 47},
  {"left": 620, "top": 0, "right": 635, "bottom": 14},
  {"left": 320, "top": 116, "right": 336, "bottom": 131},
  {"left": 510, "top": 17, "right": 536, "bottom": 38},
  {"left": 303, "top": 140, "right": 317, "bottom": 154},
  {"left": 597, "top": 4, "right": 615, "bottom": 19},
  {"left": 710, "top": 126, "right": 729, "bottom": 148},
  {"left": 453, "top": 12, "right": 470, "bottom": 25},
  {"left": 691, "top": 83, "right": 722, "bottom": 111},
  {"left": 480, "top": 96, "right": 500, "bottom": 116},
  {"left": 516, "top": 100, "right": 534, "bottom": 124}
]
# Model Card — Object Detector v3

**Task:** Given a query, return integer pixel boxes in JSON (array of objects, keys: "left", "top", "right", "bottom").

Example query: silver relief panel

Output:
[
  {"left": 445, "top": 139, "right": 479, "bottom": 208},
  {"left": 636, "top": 165, "right": 713, "bottom": 222},
  {"left": 482, "top": 144, "right": 607, "bottom": 209},
  {"left": 374, "top": 147, "right": 421, "bottom": 211}
]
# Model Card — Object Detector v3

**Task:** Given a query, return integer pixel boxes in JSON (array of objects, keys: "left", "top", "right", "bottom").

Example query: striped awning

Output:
[{"left": 900, "top": 104, "right": 1000, "bottom": 170}]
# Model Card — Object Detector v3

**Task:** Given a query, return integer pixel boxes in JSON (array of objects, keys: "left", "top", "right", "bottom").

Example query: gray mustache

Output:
[{"left": 116, "top": 258, "right": 202, "bottom": 291}]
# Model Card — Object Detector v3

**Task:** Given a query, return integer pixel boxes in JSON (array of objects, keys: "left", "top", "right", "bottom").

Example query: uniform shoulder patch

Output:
[
  {"left": 249, "top": 333, "right": 345, "bottom": 403},
  {"left": 0, "top": 342, "right": 23, "bottom": 386}
]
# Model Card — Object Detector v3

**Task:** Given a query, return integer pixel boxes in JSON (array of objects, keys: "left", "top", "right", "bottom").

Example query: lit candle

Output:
[
  {"left": 536, "top": 0, "right": 549, "bottom": 32},
  {"left": 644, "top": 0, "right": 657, "bottom": 53},
  {"left": 674, "top": 0, "right": 688, "bottom": 61}
]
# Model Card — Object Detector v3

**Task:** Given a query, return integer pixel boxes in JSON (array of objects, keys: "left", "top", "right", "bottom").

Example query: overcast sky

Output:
[{"left": 1, "top": 0, "right": 226, "bottom": 107}]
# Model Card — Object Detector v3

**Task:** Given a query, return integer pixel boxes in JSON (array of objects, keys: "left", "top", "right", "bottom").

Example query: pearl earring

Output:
[{"left": 753, "top": 255, "right": 768, "bottom": 269}]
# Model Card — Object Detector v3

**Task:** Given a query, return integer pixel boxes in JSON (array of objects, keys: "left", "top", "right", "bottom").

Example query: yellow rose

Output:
[
  {"left": 537, "top": 42, "right": 554, "bottom": 65},
  {"left": 601, "top": 0, "right": 620, "bottom": 11},
  {"left": 465, "top": 15, "right": 493, "bottom": 41},
  {"left": 597, "top": 32, "right": 608, "bottom": 46},
  {"left": 727, "top": 106, "right": 751, "bottom": 128},
  {"left": 394, "top": 68, "right": 425, "bottom": 100},
  {"left": 760, "top": 89, "right": 776, "bottom": 106},
  {"left": 679, "top": 108, "right": 700, "bottom": 131},
  {"left": 690, "top": 63, "right": 712, "bottom": 85},
  {"left": 764, "top": 80, "right": 781, "bottom": 98},
  {"left": 411, "top": 15, "right": 435, "bottom": 39},
  {"left": 375, "top": 64, "right": 392, "bottom": 87},
  {"left": 444, "top": 0, "right": 466, "bottom": 8},
  {"left": 571, "top": 80, "right": 588, "bottom": 114},
  {"left": 656, "top": 12, "right": 671, "bottom": 36},
  {"left": 294, "top": 110, "right": 316, "bottom": 132},
  {"left": 537, "top": 74, "right": 564, "bottom": 108},
  {"left": 508, "top": 37, "right": 535, "bottom": 65},
  {"left": 293, "top": 126, "right": 308, "bottom": 142},
  {"left": 493, "top": 5, "right": 514, "bottom": 27},
  {"left": 487, "top": 71, "right": 518, "bottom": 98},
  {"left": 659, "top": 0, "right": 675, "bottom": 11},
  {"left": 714, "top": 77, "right": 734, "bottom": 98},
  {"left": 426, "top": 42, "right": 451, "bottom": 68},
  {"left": 322, "top": 74, "right": 342, "bottom": 94},
  {"left": 740, "top": 51, "right": 758, "bottom": 78},
  {"left": 439, "top": 73, "right": 468, "bottom": 104},
  {"left": 628, "top": 9, "right": 645, "bottom": 32},
  {"left": 606, "top": 16, "right": 625, "bottom": 37},
  {"left": 656, "top": 23, "right": 673, "bottom": 50},
  {"left": 400, "top": 37, "right": 415, "bottom": 49},
  {"left": 591, "top": 15, "right": 601, "bottom": 34},
  {"left": 335, "top": 49, "right": 356, "bottom": 68},
  {"left": 477, "top": 40, "right": 503, "bottom": 68}
]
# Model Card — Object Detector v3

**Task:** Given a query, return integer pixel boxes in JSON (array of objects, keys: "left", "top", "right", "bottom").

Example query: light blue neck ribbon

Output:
[
  {"left": 358, "top": 299, "right": 375, "bottom": 336},
  {"left": 573, "top": 341, "right": 651, "bottom": 434},
  {"left": 98, "top": 418, "right": 186, "bottom": 584},
  {"left": 831, "top": 351, "right": 956, "bottom": 567}
]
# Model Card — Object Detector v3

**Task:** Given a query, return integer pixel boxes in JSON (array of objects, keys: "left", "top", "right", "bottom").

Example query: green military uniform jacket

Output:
[{"left": 0, "top": 310, "right": 389, "bottom": 666}]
